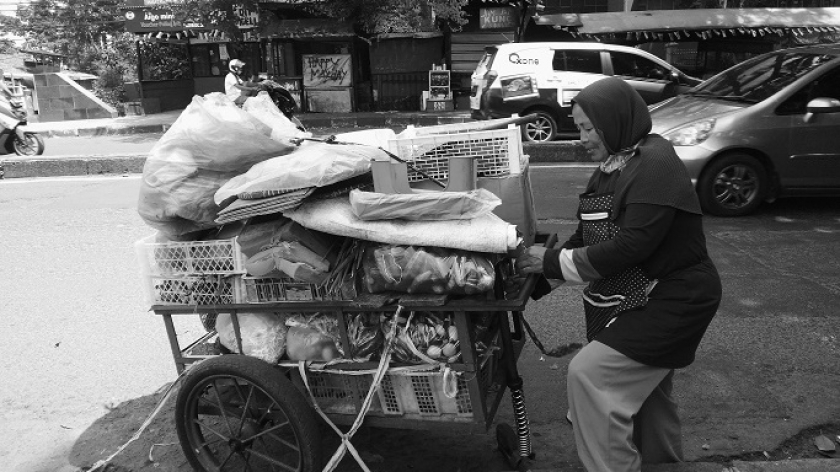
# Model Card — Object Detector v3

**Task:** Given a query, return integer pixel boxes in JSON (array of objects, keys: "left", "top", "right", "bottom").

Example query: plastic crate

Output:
[
  {"left": 143, "top": 274, "right": 242, "bottom": 306},
  {"left": 386, "top": 127, "right": 524, "bottom": 183},
  {"left": 135, "top": 234, "right": 245, "bottom": 277},
  {"left": 377, "top": 372, "right": 473, "bottom": 420},
  {"left": 241, "top": 276, "right": 333, "bottom": 302},
  {"left": 299, "top": 369, "right": 475, "bottom": 421}
]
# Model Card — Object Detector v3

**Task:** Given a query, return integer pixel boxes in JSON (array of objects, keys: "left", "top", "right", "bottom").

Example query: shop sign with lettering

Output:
[
  {"left": 479, "top": 7, "right": 518, "bottom": 30},
  {"left": 302, "top": 54, "right": 352, "bottom": 88}
]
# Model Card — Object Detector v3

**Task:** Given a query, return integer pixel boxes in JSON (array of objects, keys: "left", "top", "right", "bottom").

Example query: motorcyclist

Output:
[
  {"left": 224, "top": 59, "right": 260, "bottom": 107},
  {"left": 0, "top": 77, "right": 28, "bottom": 142}
]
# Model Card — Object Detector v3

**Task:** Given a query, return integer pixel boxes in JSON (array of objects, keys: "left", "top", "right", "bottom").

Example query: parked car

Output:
[
  {"left": 650, "top": 44, "right": 840, "bottom": 216},
  {"left": 470, "top": 42, "right": 701, "bottom": 142}
]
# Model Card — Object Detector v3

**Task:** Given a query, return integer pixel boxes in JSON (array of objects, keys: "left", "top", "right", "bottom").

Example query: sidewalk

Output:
[{"left": 0, "top": 109, "right": 587, "bottom": 179}]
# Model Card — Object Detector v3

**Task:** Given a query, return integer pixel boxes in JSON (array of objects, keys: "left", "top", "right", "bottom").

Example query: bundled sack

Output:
[
  {"left": 216, "top": 312, "right": 288, "bottom": 363},
  {"left": 138, "top": 93, "right": 297, "bottom": 238},
  {"left": 349, "top": 188, "right": 501, "bottom": 221},
  {"left": 380, "top": 312, "right": 461, "bottom": 364},
  {"left": 244, "top": 241, "right": 331, "bottom": 283},
  {"left": 363, "top": 244, "right": 496, "bottom": 295}
]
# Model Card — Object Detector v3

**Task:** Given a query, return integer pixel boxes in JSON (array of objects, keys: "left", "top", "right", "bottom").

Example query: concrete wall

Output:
[
  {"left": 33, "top": 73, "right": 118, "bottom": 122},
  {"left": 140, "top": 79, "right": 194, "bottom": 113}
]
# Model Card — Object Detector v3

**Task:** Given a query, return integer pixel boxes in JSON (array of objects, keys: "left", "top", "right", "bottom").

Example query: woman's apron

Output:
[{"left": 579, "top": 192, "right": 657, "bottom": 341}]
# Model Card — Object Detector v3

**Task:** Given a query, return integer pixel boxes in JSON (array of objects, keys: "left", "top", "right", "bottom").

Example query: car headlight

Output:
[{"left": 664, "top": 119, "right": 716, "bottom": 146}]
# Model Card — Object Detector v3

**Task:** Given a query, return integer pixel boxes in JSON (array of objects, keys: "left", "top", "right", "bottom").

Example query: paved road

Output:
[{"left": 1, "top": 172, "right": 839, "bottom": 472}]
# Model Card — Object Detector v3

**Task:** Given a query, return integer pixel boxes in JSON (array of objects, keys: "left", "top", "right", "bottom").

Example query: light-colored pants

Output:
[{"left": 567, "top": 341, "right": 683, "bottom": 472}]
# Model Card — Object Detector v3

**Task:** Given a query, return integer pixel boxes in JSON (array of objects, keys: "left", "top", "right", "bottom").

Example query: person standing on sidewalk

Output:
[{"left": 515, "top": 77, "right": 721, "bottom": 472}]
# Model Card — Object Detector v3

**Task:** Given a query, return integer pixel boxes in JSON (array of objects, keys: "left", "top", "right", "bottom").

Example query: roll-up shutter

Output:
[{"left": 450, "top": 31, "right": 514, "bottom": 73}]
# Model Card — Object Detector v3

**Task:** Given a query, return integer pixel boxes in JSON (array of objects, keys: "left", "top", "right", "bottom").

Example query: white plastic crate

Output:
[
  {"left": 377, "top": 371, "right": 473, "bottom": 419},
  {"left": 241, "top": 276, "right": 332, "bottom": 303},
  {"left": 302, "top": 370, "right": 472, "bottom": 421},
  {"left": 143, "top": 274, "right": 243, "bottom": 306},
  {"left": 135, "top": 234, "right": 245, "bottom": 277},
  {"left": 386, "top": 127, "right": 525, "bottom": 183}
]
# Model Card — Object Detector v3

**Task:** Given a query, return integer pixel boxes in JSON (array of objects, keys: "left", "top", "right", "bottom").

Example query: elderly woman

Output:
[{"left": 516, "top": 77, "right": 721, "bottom": 472}]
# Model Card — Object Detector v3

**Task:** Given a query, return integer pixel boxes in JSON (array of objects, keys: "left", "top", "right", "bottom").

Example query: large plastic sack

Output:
[
  {"left": 362, "top": 244, "right": 496, "bottom": 295},
  {"left": 216, "top": 312, "right": 288, "bottom": 363},
  {"left": 242, "top": 92, "right": 306, "bottom": 141},
  {"left": 137, "top": 93, "right": 297, "bottom": 238},
  {"left": 214, "top": 142, "right": 385, "bottom": 204},
  {"left": 349, "top": 188, "right": 501, "bottom": 221}
]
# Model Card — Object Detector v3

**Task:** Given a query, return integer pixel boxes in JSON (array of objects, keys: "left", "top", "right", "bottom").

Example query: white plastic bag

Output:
[
  {"left": 349, "top": 188, "right": 501, "bottom": 221},
  {"left": 138, "top": 93, "right": 297, "bottom": 238},
  {"left": 214, "top": 142, "right": 384, "bottom": 204},
  {"left": 216, "top": 312, "right": 288, "bottom": 363},
  {"left": 242, "top": 92, "right": 305, "bottom": 142}
]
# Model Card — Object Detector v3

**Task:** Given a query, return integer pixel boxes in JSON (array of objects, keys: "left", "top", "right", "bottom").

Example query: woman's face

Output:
[{"left": 572, "top": 104, "right": 609, "bottom": 162}]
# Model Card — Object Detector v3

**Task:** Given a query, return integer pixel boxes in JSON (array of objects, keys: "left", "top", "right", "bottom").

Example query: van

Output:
[{"left": 470, "top": 42, "right": 701, "bottom": 142}]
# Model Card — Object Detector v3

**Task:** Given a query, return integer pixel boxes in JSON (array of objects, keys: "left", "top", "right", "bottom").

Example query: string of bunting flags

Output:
[{"left": 138, "top": 30, "right": 262, "bottom": 42}]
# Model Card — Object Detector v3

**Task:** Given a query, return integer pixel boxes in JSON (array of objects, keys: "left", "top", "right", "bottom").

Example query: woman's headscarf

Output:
[{"left": 572, "top": 77, "right": 652, "bottom": 155}]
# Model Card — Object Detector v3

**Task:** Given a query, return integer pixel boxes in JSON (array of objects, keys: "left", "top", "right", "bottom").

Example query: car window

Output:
[
  {"left": 610, "top": 51, "right": 670, "bottom": 80},
  {"left": 552, "top": 50, "right": 602, "bottom": 74},
  {"left": 692, "top": 51, "right": 836, "bottom": 103},
  {"left": 776, "top": 65, "right": 840, "bottom": 115}
]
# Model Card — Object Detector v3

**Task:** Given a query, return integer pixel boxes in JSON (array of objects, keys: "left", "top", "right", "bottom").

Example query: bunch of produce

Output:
[
  {"left": 381, "top": 311, "right": 461, "bottom": 364},
  {"left": 346, "top": 312, "right": 384, "bottom": 360},
  {"left": 363, "top": 245, "right": 496, "bottom": 295}
]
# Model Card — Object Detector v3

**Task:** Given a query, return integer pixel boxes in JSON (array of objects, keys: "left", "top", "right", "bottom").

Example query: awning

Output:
[{"left": 535, "top": 7, "right": 840, "bottom": 40}]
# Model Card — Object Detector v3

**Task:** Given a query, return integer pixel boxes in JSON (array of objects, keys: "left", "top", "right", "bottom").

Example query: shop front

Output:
[{"left": 122, "top": 0, "right": 261, "bottom": 113}]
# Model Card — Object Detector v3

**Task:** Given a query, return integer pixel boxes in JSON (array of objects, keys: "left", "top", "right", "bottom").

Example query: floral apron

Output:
[{"left": 579, "top": 192, "right": 657, "bottom": 341}]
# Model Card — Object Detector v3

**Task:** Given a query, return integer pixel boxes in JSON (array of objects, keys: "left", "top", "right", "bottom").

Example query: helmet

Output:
[{"left": 229, "top": 59, "right": 245, "bottom": 74}]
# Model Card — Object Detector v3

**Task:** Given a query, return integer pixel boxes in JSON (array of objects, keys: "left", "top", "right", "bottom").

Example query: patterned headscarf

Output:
[{"left": 572, "top": 77, "right": 652, "bottom": 156}]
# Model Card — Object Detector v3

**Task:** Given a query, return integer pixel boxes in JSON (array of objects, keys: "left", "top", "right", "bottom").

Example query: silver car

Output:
[{"left": 650, "top": 44, "right": 840, "bottom": 216}]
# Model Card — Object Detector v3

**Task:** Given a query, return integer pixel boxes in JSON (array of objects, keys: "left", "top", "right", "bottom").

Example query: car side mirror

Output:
[{"left": 804, "top": 97, "right": 840, "bottom": 123}]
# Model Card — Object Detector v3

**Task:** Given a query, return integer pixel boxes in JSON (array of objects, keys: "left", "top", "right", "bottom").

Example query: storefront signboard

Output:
[
  {"left": 480, "top": 7, "right": 518, "bottom": 30},
  {"left": 302, "top": 54, "right": 352, "bottom": 88}
]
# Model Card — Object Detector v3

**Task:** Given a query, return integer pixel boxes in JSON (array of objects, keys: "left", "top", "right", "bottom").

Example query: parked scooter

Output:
[{"left": 0, "top": 95, "right": 45, "bottom": 156}]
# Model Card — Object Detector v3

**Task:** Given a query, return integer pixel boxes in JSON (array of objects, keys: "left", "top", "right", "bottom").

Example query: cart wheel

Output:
[
  {"left": 175, "top": 355, "right": 322, "bottom": 472},
  {"left": 496, "top": 423, "right": 519, "bottom": 468}
]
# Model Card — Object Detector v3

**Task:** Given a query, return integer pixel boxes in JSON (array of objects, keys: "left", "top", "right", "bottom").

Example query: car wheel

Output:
[
  {"left": 698, "top": 153, "right": 767, "bottom": 217},
  {"left": 521, "top": 111, "right": 557, "bottom": 143}
]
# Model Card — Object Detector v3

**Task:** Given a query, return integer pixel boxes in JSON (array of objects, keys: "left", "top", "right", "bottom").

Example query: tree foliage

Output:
[
  {"left": 304, "top": 0, "right": 469, "bottom": 35},
  {"left": 168, "top": 0, "right": 261, "bottom": 47}
]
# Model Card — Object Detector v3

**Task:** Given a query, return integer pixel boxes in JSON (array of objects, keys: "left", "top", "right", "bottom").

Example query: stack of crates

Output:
[{"left": 135, "top": 234, "right": 246, "bottom": 306}]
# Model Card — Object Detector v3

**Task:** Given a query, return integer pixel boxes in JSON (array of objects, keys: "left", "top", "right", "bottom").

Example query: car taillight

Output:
[
  {"left": 483, "top": 71, "right": 498, "bottom": 92},
  {"left": 500, "top": 74, "right": 538, "bottom": 99}
]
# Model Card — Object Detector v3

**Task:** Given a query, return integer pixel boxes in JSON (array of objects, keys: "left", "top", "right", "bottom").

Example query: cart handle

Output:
[
  {"left": 469, "top": 113, "right": 540, "bottom": 131},
  {"left": 513, "top": 232, "right": 558, "bottom": 302}
]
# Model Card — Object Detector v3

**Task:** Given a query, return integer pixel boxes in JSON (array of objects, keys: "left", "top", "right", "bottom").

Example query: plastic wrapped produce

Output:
[
  {"left": 347, "top": 313, "right": 384, "bottom": 359},
  {"left": 285, "top": 326, "right": 340, "bottom": 362},
  {"left": 363, "top": 244, "right": 496, "bottom": 295},
  {"left": 216, "top": 312, "right": 287, "bottom": 364},
  {"left": 349, "top": 188, "right": 501, "bottom": 221}
]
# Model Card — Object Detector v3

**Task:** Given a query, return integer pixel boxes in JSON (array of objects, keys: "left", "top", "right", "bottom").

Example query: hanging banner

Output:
[{"left": 302, "top": 54, "right": 352, "bottom": 88}]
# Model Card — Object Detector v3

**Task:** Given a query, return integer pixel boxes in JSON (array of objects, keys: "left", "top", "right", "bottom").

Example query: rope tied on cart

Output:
[{"left": 298, "top": 304, "right": 407, "bottom": 472}]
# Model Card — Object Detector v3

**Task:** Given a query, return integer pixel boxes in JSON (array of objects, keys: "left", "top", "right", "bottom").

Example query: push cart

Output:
[
  {"left": 141, "top": 115, "right": 548, "bottom": 472},
  {"left": 145, "top": 234, "right": 553, "bottom": 472}
]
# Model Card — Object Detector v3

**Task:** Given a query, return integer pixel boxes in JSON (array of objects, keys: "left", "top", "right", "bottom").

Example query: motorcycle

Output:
[{"left": 0, "top": 95, "right": 45, "bottom": 156}]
